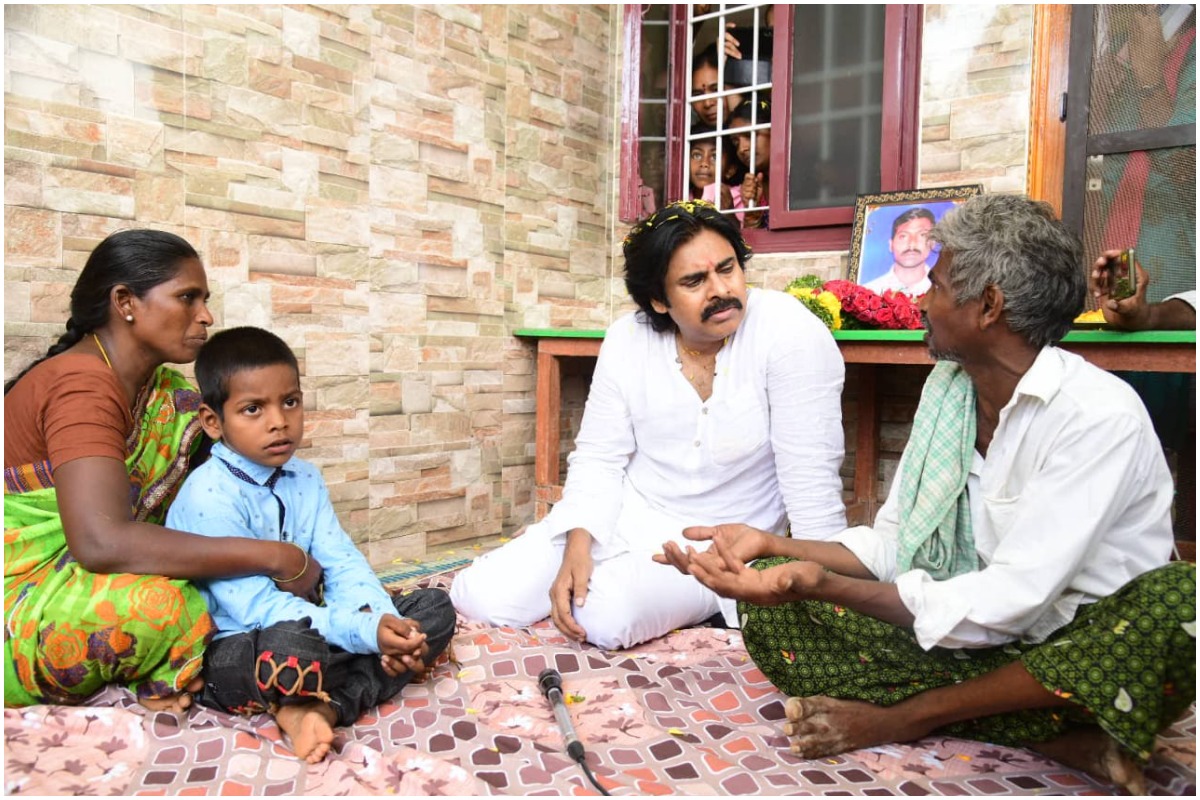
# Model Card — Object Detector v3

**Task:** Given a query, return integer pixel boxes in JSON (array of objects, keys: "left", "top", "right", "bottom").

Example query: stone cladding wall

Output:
[
  {"left": 4, "top": 4, "right": 1036, "bottom": 554},
  {"left": 921, "top": 4, "right": 1034, "bottom": 193},
  {"left": 4, "top": 4, "right": 619, "bottom": 564}
]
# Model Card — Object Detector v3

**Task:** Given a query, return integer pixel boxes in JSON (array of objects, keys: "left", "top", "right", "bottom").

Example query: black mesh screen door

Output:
[
  {"left": 1062, "top": 5, "right": 1196, "bottom": 554},
  {"left": 1063, "top": 4, "right": 1196, "bottom": 304}
]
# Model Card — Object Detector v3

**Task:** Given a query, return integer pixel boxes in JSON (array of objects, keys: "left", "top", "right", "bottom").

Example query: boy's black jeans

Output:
[{"left": 198, "top": 588, "right": 455, "bottom": 727}]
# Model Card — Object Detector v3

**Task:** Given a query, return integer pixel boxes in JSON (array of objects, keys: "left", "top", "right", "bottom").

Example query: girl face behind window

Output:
[
  {"left": 689, "top": 141, "right": 717, "bottom": 196},
  {"left": 730, "top": 119, "right": 770, "bottom": 172}
]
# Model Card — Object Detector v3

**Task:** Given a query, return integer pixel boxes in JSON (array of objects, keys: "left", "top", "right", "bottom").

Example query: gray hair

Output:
[{"left": 929, "top": 194, "right": 1085, "bottom": 348}]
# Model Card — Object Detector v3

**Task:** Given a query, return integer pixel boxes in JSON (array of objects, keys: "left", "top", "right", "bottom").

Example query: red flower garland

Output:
[{"left": 822, "top": 280, "right": 924, "bottom": 330}]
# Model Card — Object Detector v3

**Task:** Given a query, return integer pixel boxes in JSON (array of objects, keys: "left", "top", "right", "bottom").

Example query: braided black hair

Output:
[{"left": 5, "top": 229, "right": 199, "bottom": 394}]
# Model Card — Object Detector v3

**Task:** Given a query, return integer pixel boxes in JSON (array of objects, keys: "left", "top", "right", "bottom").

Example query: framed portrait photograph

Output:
[{"left": 848, "top": 186, "right": 983, "bottom": 297}]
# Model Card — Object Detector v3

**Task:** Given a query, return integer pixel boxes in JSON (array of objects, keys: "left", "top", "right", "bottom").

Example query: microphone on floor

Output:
[
  {"left": 538, "top": 668, "right": 611, "bottom": 795},
  {"left": 538, "top": 668, "right": 585, "bottom": 762}
]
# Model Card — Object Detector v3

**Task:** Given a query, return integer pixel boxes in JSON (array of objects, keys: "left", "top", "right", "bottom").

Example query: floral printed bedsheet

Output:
[{"left": 5, "top": 574, "right": 1195, "bottom": 796}]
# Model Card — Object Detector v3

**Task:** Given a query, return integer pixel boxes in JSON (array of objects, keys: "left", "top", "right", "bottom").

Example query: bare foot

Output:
[
  {"left": 783, "top": 695, "right": 928, "bottom": 758},
  {"left": 274, "top": 702, "right": 337, "bottom": 764},
  {"left": 1030, "top": 727, "right": 1146, "bottom": 795},
  {"left": 138, "top": 675, "right": 204, "bottom": 713}
]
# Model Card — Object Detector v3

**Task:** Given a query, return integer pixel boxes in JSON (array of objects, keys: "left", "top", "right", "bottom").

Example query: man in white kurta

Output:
[{"left": 452, "top": 202, "right": 846, "bottom": 649}]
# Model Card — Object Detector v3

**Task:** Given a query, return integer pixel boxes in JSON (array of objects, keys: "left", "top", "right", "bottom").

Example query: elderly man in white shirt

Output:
[
  {"left": 451, "top": 200, "right": 846, "bottom": 649},
  {"left": 661, "top": 194, "right": 1195, "bottom": 796}
]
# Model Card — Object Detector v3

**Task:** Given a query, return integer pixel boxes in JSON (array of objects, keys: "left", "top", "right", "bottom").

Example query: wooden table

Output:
[
  {"left": 519, "top": 330, "right": 605, "bottom": 517},
  {"left": 515, "top": 328, "right": 1197, "bottom": 522}
]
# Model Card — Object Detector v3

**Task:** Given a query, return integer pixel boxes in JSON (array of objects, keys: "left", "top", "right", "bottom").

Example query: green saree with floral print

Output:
[{"left": 4, "top": 366, "right": 215, "bottom": 707}]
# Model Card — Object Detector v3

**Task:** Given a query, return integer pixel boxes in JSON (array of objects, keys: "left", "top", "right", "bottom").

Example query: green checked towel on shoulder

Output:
[{"left": 896, "top": 361, "right": 979, "bottom": 579}]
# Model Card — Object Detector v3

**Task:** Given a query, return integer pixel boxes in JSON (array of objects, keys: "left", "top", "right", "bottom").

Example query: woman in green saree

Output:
[{"left": 4, "top": 230, "right": 321, "bottom": 710}]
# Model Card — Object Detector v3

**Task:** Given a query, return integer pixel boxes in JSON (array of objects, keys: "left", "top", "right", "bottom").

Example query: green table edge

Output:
[
  {"left": 514, "top": 328, "right": 606, "bottom": 339},
  {"left": 514, "top": 327, "right": 1195, "bottom": 344}
]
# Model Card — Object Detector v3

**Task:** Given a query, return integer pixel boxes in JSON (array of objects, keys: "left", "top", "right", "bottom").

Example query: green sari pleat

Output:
[{"left": 4, "top": 366, "right": 216, "bottom": 707}]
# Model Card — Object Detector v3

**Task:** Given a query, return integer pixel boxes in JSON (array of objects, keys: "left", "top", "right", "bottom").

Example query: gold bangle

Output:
[{"left": 272, "top": 545, "right": 308, "bottom": 584}]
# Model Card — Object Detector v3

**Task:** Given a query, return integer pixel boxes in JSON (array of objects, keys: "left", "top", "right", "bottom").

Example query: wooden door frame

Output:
[{"left": 1027, "top": 5, "right": 1072, "bottom": 219}]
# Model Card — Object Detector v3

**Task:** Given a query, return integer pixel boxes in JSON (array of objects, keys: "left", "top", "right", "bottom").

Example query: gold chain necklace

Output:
[
  {"left": 675, "top": 335, "right": 726, "bottom": 385},
  {"left": 92, "top": 333, "right": 114, "bottom": 370}
]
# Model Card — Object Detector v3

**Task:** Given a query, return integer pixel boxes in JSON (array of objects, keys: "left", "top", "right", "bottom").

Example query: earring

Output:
[{"left": 125, "top": 315, "right": 134, "bottom": 323}]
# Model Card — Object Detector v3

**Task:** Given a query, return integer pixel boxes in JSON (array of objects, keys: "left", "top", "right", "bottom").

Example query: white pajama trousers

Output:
[{"left": 450, "top": 493, "right": 734, "bottom": 650}]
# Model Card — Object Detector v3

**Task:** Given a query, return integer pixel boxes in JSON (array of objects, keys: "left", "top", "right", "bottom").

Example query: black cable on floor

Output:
[{"left": 574, "top": 751, "right": 612, "bottom": 796}]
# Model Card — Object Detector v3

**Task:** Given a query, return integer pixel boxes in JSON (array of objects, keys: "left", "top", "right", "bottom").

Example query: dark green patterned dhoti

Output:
[{"left": 739, "top": 559, "right": 1196, "bottom": 762}]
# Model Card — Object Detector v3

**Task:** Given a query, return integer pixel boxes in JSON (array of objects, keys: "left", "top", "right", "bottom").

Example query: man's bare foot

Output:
[
  {"left": 274, "top": 702, "right": 337, "bottom": 764},
  {"left": 1030, "top": 727, "right": 1146, "bottom": 795},
  {"left": 783, "top": 695, "right": 928, "bottom": 758},
  {"left": 138, "top": 675, "right": 204, "bottom": 713}
]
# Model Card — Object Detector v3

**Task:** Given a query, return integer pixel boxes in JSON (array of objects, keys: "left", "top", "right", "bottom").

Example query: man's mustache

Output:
[{"left": 702, "top": 296, "right": 743, "bottom": 322}]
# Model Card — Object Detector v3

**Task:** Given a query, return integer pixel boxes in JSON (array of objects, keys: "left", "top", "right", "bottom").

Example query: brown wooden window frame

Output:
[{"left": 620, "top": 4, "right": 924, "bottom": 255}]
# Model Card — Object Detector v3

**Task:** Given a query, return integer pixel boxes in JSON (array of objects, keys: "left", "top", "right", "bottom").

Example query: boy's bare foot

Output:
[
  {"left": 783, "top": 695, "right": 927, "bottom": 757},
  {"left": 138, "top": 675, "right": 204, "bottom": 713},
  {"left": 275, "top": 701, "right": 337, "bottom": 764},
  {"left": 1030, "top": 727, "right": 1146, "bottom": 795}
]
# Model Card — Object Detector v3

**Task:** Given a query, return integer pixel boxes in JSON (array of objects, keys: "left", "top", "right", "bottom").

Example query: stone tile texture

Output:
[
  {"left": 5, "top": 5, "right": 1034, "bottom": 562},
  {"left": 919, "top": 5, "right": 1033, "bottom": 192}
]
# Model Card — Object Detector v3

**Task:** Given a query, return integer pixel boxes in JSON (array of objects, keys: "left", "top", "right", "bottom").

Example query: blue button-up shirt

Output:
[{"left": 167, "top": 441, "right": 396, "bottom": 654}]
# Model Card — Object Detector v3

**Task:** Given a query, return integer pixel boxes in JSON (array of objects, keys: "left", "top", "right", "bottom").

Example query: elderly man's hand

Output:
[
  {"left": 689, "top": 522, "right": 776, "bottom": 562},
  {"left": 662, "top": 533, "right": 824, "bottom": 605},
  {"left": 654, "top": 523, "right": 774, "bottom": 575}
]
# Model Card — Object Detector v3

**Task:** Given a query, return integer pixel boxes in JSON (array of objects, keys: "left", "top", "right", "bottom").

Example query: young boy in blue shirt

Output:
[{"left": 168, "top": 327, "right": 454, "bottom": 763}]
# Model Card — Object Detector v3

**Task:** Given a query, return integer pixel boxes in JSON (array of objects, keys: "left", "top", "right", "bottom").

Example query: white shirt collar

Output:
[{"left": 1006, "top": 346, "right": 1065, "bottom": 409}]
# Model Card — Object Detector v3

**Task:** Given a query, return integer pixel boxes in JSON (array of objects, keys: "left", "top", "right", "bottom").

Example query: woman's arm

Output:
[
  {"left": 54, "top": 456, "right": 319, "bottom": 595},
  {"left": 542, "top": 320, "right": 638, "bottom": 551}
]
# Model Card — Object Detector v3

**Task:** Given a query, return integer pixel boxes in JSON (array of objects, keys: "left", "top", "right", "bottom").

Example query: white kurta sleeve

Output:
[
  {"left": 830, "top": 488, "right": 901, "bottom": 581},
  {"left": 762, "top": 299, "right": 848, "bottom": 539},
  {"left": 538, "top": 319, "right": 637, "bottom": 551},
  {"left": 898, "top": 414, "right": 1158, "bottom": 650},
  {"left": 1164, "top": 289, "right": 1197, "bottom": 308}
]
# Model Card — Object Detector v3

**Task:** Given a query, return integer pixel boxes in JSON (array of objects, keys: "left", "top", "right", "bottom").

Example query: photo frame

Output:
[{"left": 848, "top": 186, "right": 983, "bottom": 293}]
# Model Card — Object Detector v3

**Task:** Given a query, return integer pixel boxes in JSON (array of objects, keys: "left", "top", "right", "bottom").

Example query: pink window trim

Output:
[{"left": 618, "top": 4, "right": 644, "bottom": 224}]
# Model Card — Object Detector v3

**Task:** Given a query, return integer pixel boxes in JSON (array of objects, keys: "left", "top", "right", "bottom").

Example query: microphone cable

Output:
[{"left": 576, "top": 756, "right": 610, "bottom": 797}]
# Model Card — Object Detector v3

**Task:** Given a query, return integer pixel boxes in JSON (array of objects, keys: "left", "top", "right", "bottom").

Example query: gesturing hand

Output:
[
  {"left": 693, "top": 523, "right": 774, "bottom": 562},
  {"left": 653, "top": 523, "right": 774, "bottom": 574},
  {"left": 549, "top": 528, "right": 594, "bottom": 642},
  {"left": 660, "top": 533, "right": 824, "bottom": 606}
]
